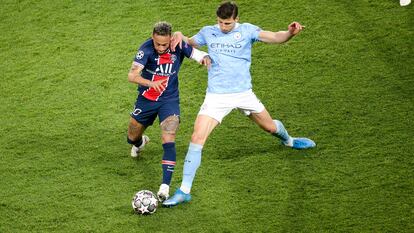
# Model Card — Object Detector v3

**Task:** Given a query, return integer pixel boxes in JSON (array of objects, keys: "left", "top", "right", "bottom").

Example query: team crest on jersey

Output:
[
  {"left": 171, "top": 54, "right": 177, "bottom": 62},
  {"left": 136, "top": 50, "right": 144, "bottom": 60},
  {"left": 233, "top": 32, "right": 242, "bottom": 40}
]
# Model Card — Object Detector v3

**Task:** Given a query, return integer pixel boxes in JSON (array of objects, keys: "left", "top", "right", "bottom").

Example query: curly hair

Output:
[{"left": 153, "top": 21, "right": 172, "bottom": 36}]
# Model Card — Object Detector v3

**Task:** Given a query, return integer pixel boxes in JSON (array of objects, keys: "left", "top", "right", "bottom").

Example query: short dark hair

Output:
[
  {"left": 216, "top": 1, "right": 238, "bottom": 19},
  {"left": 153, "top": 21, "right": 172, "bottom": 36}
]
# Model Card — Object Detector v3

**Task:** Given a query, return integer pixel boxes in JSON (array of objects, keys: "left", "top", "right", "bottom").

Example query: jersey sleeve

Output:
[
  {"left": 191, "top": 26, "right": 209, "bottom": 47},
  {"left": 180, "top": 41, "right": 194, "bottom": 58},
  {"left": 244, "top": 23, "right": 262, "bottom": 43},
  {"left": 133, "top": 42, "right": 151, "bottom": 67}
]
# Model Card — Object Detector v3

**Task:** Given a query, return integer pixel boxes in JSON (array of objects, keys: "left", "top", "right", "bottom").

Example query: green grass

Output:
[{"left": 1, "top": 0, "right": 413, "bottom": 232}]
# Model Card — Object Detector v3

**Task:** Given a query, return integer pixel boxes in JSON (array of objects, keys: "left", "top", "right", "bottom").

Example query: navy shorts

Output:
[{"left": 130, "top": 95, "right": 180, "bottom": 127}]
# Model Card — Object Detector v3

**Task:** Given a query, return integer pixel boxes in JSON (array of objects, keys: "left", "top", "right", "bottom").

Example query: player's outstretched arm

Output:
[{"left": 259, "top": 22, "right": 303, "bottom": 44}]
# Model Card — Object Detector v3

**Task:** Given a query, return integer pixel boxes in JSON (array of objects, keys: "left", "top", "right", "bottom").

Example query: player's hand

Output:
[
  {"left": 149, "top": 79, "right": 167, "bottom": 92},
  {"left": 288, "top": 22, "right": 303, "bottom": 36},
  {"left": 170, "top": 32, "right": 183, "bottom": 52},
  {"left": 201, "top": 56, "right": 211, "bottom": 69}
]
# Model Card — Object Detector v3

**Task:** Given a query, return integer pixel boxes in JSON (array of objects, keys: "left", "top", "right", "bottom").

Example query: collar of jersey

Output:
[{"left": 214, "top": 23, "right": 241, "bottom": 32}]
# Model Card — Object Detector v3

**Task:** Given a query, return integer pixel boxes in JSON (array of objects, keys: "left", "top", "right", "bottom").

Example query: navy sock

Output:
[
  {"left": 127, "top": 137, "right": 143, "bottom": 147},
  {"left": 161, "top": 142, "right": 176, "bottom": 185}
]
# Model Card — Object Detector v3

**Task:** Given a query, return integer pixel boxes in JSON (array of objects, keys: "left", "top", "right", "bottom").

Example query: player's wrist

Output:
[{"left": 139, "top": 79, "right": 151, "bottom": 87}]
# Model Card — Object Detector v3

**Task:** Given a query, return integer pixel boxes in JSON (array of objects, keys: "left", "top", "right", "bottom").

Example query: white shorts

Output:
[{"left": 198, "top": 89, "right": 265, "bottom": 123}]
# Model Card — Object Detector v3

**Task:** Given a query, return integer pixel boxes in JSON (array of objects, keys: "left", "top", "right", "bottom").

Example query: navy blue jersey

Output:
[{"left": 133, "top": 39, "right": 194, "bottom": 102}]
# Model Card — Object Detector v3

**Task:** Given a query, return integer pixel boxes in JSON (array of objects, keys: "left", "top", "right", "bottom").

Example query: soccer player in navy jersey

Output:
[
  {"left": 163, "top": 2, "right": 315, "bottom": 207},
  {"left": 127, "top": 21, "right": 210, "bottom": 202}
]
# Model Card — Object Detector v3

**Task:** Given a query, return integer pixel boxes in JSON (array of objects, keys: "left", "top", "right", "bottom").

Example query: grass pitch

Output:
[{"left": 1, "top": 0, "right": 413, "bottom": 232}]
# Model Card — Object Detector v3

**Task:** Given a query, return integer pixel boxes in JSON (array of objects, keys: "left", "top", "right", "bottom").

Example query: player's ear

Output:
[{"left": 235, "top": 17, "right": 239, "bottom": 22}]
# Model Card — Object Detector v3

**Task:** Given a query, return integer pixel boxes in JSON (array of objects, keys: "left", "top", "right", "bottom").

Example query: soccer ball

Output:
[{"left": 131, "top": 190, "right": 158, "bottom": 215}]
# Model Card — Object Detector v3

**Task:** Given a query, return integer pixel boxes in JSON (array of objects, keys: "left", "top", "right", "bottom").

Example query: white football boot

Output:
[
  {"left": 400, "top": 0, "right": 411, "bottom": 6},
  {"left": 130, "top": 135, "right": 150, "bottom": 158},
  {"left": 157, "top": 183, "right": 170, "bottom": 202}
]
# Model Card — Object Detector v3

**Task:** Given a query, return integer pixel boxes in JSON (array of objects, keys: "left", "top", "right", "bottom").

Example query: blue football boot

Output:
[
  {"left": 284, "top": 137, "right": 316, "bottom": 150},
  {"left": 162, "top": 188, "right": 191, "bottom": 207}
]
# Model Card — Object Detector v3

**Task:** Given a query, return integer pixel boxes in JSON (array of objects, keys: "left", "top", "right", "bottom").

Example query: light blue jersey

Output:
[{"left": 192, "top": 23, "right": 261, "bottom": 94}]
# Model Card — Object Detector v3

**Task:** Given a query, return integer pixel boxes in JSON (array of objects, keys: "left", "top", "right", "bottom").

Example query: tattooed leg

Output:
[
  {"left": 160, "top": 115, "right": 179, "bottom": 143},
  {"left": 128, "top": 117, "right": 146, "bottom": 142}
]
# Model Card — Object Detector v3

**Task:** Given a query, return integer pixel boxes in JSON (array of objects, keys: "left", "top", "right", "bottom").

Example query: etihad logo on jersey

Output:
[
  {"left": 210, "top": 43, "right": 242, "bottom": 49},
  {"left": 210, "top": 43, "right": 242, "bottom": 54}
]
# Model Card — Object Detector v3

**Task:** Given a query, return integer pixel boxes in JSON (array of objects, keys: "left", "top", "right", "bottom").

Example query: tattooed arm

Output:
[{"left": 128, "top": 62, "right": 166, "bottom": 92}]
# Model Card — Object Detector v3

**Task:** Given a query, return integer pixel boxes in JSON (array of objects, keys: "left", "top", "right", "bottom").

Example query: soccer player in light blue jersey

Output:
[{"left": 163, "top": 1, "right": 316, "bottom": 207}]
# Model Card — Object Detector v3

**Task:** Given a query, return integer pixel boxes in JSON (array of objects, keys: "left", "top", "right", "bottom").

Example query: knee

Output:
[
  {"left": 191, "top": 131, "right": 206, "bottom": 145},
  {"left": 160, "top": 115, "right": 179, "bottom": 143},
  {"left": 161, "top": 115, "right": 179, "bottom": 133}
]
